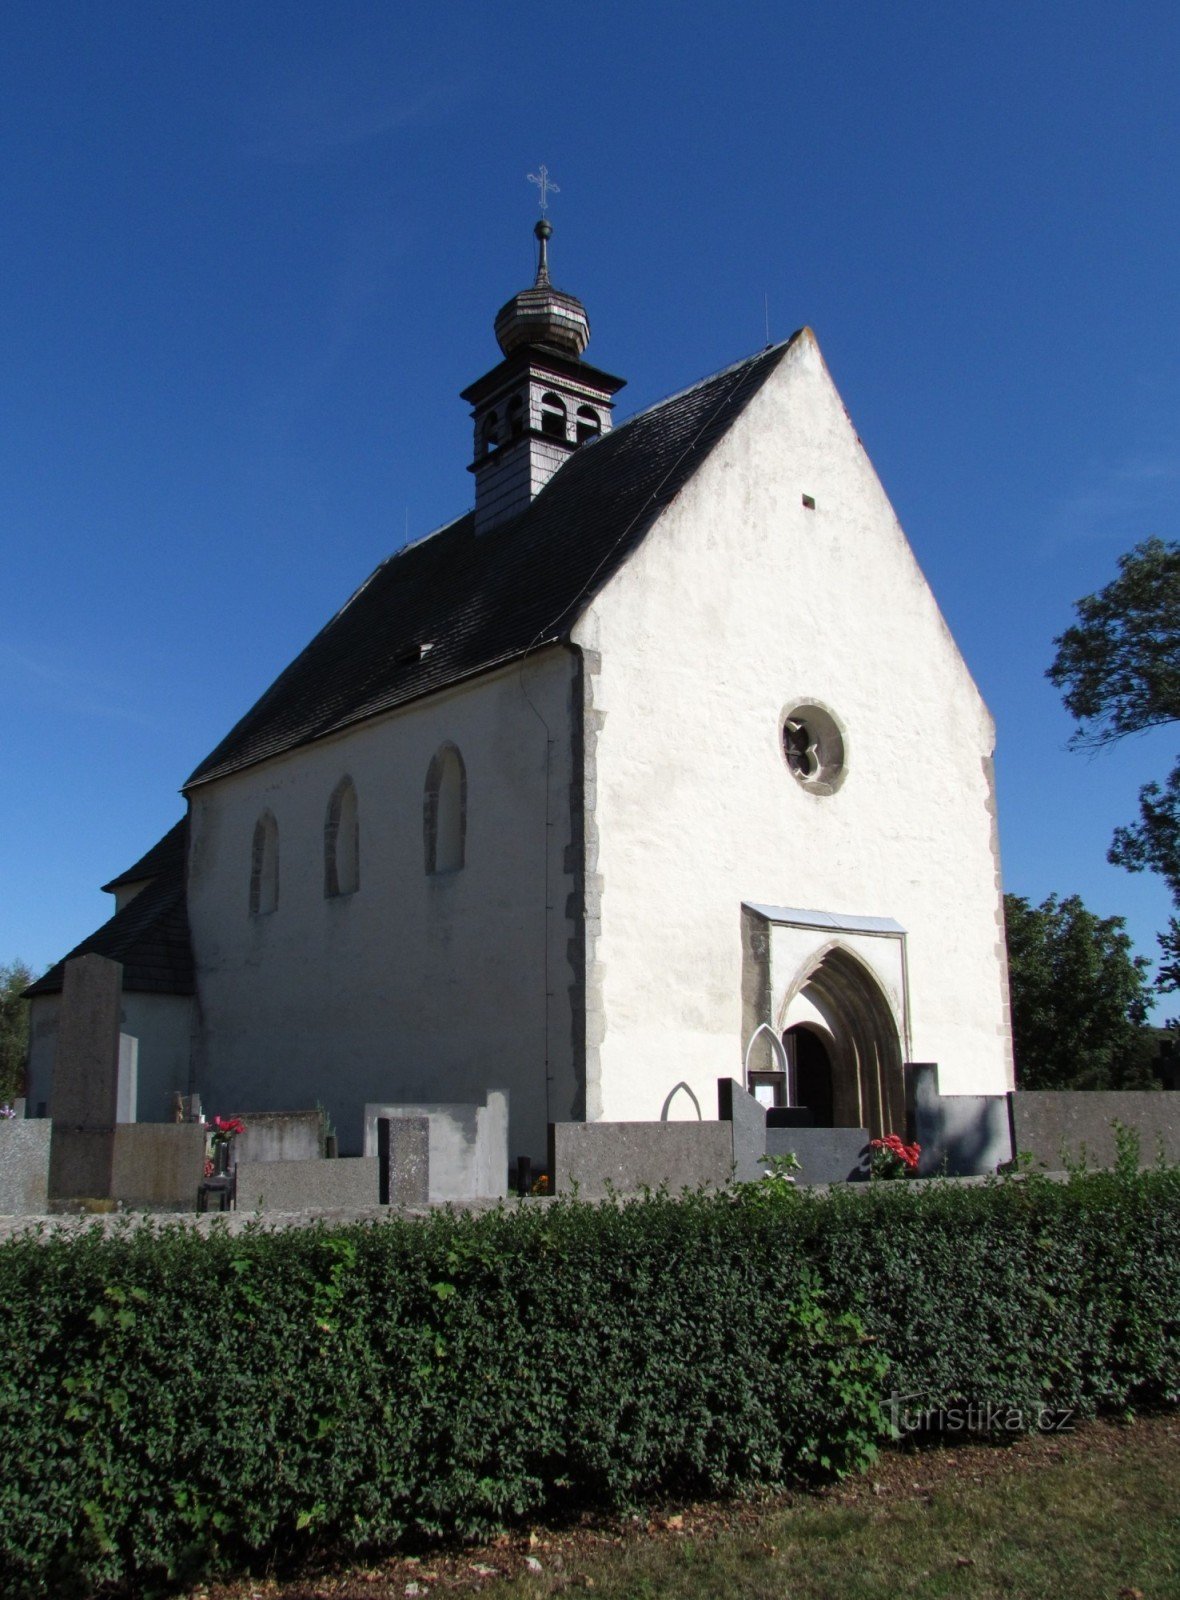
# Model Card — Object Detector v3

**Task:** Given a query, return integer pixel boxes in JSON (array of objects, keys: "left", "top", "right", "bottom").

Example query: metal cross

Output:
[{"left": 528, "top": 165, "right": 560, "bottom": 215}]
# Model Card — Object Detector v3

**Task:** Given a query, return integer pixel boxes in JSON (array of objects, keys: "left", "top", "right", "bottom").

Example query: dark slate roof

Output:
[
  {"left": 26, "top": 846, "right": 194, "bottom": 999},
  {"left": 100, "top": 817, "right": 188, "bottom": 893},
  {"left": 186, "top": 338, "right": 794, "bottom": 788}
]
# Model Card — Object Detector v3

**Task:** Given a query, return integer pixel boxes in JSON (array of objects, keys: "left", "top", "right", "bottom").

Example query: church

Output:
[{"left": 25, "top": 215, "right": 1015, "bottom": 1166}]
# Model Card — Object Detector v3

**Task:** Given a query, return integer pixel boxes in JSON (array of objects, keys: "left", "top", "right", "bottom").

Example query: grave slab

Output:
[
  {"left": 236, "top": 1157, "right": 380, "bottom": 1212},
  {"left": 111, "top": 1125, "right": 206, "bottom": 1208},
  {"left": 549, "top": 1121, "right": 732, "bottom": 1198},
  {"left": 231, "top": 1110, "right": 324, "bottom": 1164}
]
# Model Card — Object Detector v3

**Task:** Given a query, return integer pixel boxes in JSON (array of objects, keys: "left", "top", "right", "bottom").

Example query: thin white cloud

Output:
[
  {"left": 1043, "top": 446, "right": 1180, "bottom": 556},
  {"left": 245, "top": 83, "right": 450, "bottom": 163},
  {"left": 6, "top": 647, "right": 155, "bottom": 725}
]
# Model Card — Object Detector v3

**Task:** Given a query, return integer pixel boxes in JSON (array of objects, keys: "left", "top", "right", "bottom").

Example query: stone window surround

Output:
[
  {"left": 423, "top": 741, "right": 468, "bottom": 876},
  {"left": 779, "top": 699, "right": 847, "bottom": 796},
  {"left": 249, "top": 810, "right": 279, "bottom": 915},
  {"left": 324, "top": 775, "right": 360, "bottom": 899},
  {"left": 244, "top": 747, "right": 471, "bottom": 912}
]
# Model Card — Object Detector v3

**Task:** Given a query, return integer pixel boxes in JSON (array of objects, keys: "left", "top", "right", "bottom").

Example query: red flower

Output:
[{"left": 870, "top": 1133, "right": 921, "bottom": 1170}]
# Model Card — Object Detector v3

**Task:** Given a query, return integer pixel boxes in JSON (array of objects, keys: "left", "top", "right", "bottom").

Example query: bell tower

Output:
[{"left": 461, "top": 216, "right": 625, "bottom": 535}]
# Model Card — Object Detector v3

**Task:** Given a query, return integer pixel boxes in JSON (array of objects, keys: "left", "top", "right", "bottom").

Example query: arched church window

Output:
[
  {"left": 507, "top": 395, "right": 525, "bottom": 440},
  {"left": 424, "top": 743, "right": 466, "bottom": 874},
  {"left": 250, "top": 811, "right": 279, "bottom": 915},
  {"left": 325, "top": 777, "right": 360, "bottom": 898},
  {"left": 480, "top": 412, "right": 500, "bottom": 457},
  {"left": 540, "top": 392, "right": 567, "bottom": 441},
  {"left": 576, "top": 405, "right": 601, "bottom": 444}
]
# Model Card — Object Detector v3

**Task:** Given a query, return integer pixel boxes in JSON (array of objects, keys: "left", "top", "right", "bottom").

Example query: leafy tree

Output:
[
  {"left": 0, "top": 960, "right": 34, "bottom": 1105},
  {"left": 1047, "top": 537, "right": 1180, "bottom": 990},
  {"left": 1004, "top": 893, "right": 1155, "bottom": 1089}
]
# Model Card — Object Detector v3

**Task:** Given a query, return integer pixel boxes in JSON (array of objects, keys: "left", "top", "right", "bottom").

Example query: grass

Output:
[
  {"left": 197, "top": 1413, "right": 1180, "bottom": 1599},
  {"left": 477, "top": 1418, "right": 1180, "bottom": 1600}
]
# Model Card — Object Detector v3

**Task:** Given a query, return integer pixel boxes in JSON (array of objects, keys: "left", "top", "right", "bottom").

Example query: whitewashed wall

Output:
[
  {"left": 24, "top": 995, "right": 58, "bottom": 1116},
  {"left": 25, "top": 990, "right": 193, "bottom": 1122},
  {"left": 572, "top": 330, "right": 1013, "bottom": 1125},
  {"left": 186, "top": 651, "right": 577, "bottom": 1163},
  {"left": 121, "top": 994, "right": 194, "bottom": 1121}
]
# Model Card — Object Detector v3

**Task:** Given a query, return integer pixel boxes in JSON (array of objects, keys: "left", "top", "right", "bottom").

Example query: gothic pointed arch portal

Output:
[{"left": 778, "top": 945, "right": 905, "bottom": 1139}]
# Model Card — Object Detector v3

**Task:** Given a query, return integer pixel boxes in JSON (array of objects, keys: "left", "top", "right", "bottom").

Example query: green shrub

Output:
[{"left": 0, "top": 1165, "right": 1177, "bottom": 1597}]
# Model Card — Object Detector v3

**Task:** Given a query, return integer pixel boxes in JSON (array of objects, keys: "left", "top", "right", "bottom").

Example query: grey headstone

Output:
[
  {"left": 116, "top": 1035, "right": 138, "bottom": 1124},
  {"left": 48, "top": 955, "right": 124, "bottom": 1202},
  {"left": 52, "top": 953, "right": 122, "bottom": 1127},
  {"left": 110, "top": 1125, "right": 207, "bottom": 1208},
  {"left": 231, "top": 1110, "right": 324, "bottom": 1164},
  {"left": 718, "top": 1077, "right": 768, "bottom": 1182},
  {"left": 381, "top": 1120, "right": 429, "bottom": 1206},
  {"left": 905, "top": 1063, "right": 1013, "bottom": 1176},
  {"left": 766, "top": 1125, "right": 870, "bottom": 1183},
  {"left": 0, "top": 1118, "right": 52, "bottom": 1214},
  {"left": 49, "top": 1128, "right": 116, "bottom": 1201},
  {"left": 365, "top": 1093, "right": 506, "bottom": 1201}
]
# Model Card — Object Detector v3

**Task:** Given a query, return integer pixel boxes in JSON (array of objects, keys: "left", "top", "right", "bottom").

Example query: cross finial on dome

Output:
[{"left": 528, "top": 164, "right": 559, "bottom": 216}]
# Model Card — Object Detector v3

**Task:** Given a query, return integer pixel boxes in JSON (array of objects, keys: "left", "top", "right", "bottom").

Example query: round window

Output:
[{"left": 780, "top": 702, "right": 846, "bottom": 795}]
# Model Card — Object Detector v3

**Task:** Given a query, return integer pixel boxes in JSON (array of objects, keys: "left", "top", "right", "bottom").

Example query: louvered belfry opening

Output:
[{"left": 461, "top": 219, "right": 626, "bottom": 535}]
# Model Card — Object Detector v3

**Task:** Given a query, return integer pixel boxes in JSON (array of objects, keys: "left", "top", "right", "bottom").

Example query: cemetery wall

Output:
[
  {"left": 1011, "top": 1090, "right": 1180, "bottom": 1170},
  {"left": 551, "top": 1082, "right": 872, "bottom": 1193}
]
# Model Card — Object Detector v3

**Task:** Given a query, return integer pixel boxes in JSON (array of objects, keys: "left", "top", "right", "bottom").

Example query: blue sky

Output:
[{"left": 3, "top": 1, "right": 1178, "bottom": 1003}]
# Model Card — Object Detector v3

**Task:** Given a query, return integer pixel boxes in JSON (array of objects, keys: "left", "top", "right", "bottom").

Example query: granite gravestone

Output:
[{"left": 48, "top": 953, "right": 123, "bottom": 1201}]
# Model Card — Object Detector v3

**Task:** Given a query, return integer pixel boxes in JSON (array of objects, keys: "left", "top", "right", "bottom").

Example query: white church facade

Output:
[{"left": 26, "top": 218, "right": 1014, "bottom": 1164}]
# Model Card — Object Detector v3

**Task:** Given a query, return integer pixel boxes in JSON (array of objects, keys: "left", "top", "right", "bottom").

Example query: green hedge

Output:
[{"left": 1, "top": 1165, "right": 1178, "bottom": 1597}]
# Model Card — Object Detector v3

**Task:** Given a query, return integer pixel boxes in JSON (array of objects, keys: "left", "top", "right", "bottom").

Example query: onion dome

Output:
[{"left": 493, "top": 220, "right": 590, "bottom": 358}]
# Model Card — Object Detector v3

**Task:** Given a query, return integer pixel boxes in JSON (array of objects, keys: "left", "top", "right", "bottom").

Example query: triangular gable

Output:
[{"left": 185, "top": 339, "right": 795, "bottom": 788}]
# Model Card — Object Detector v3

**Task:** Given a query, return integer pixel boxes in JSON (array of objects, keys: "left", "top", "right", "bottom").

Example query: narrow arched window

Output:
[
  {"left": 540, "top": 392, "right": 567, "bottom": 441},
  {"left": 250, "top": 811, "right": 279, "bottom": 915},
  {"left": 324, "top": 777, "right": 360, "bottom": 898},
  {"left": 507, "top": 394, "right": 525, "bottom": 440},
  {"left": 480, "top": 411, "right": 500, "bottom": 457},
  {"left": 424, "top": 743, "right": 466, "bottom": 875},
  {"left": 576, "top": 405, "right": 601, "bottom": 444}
]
